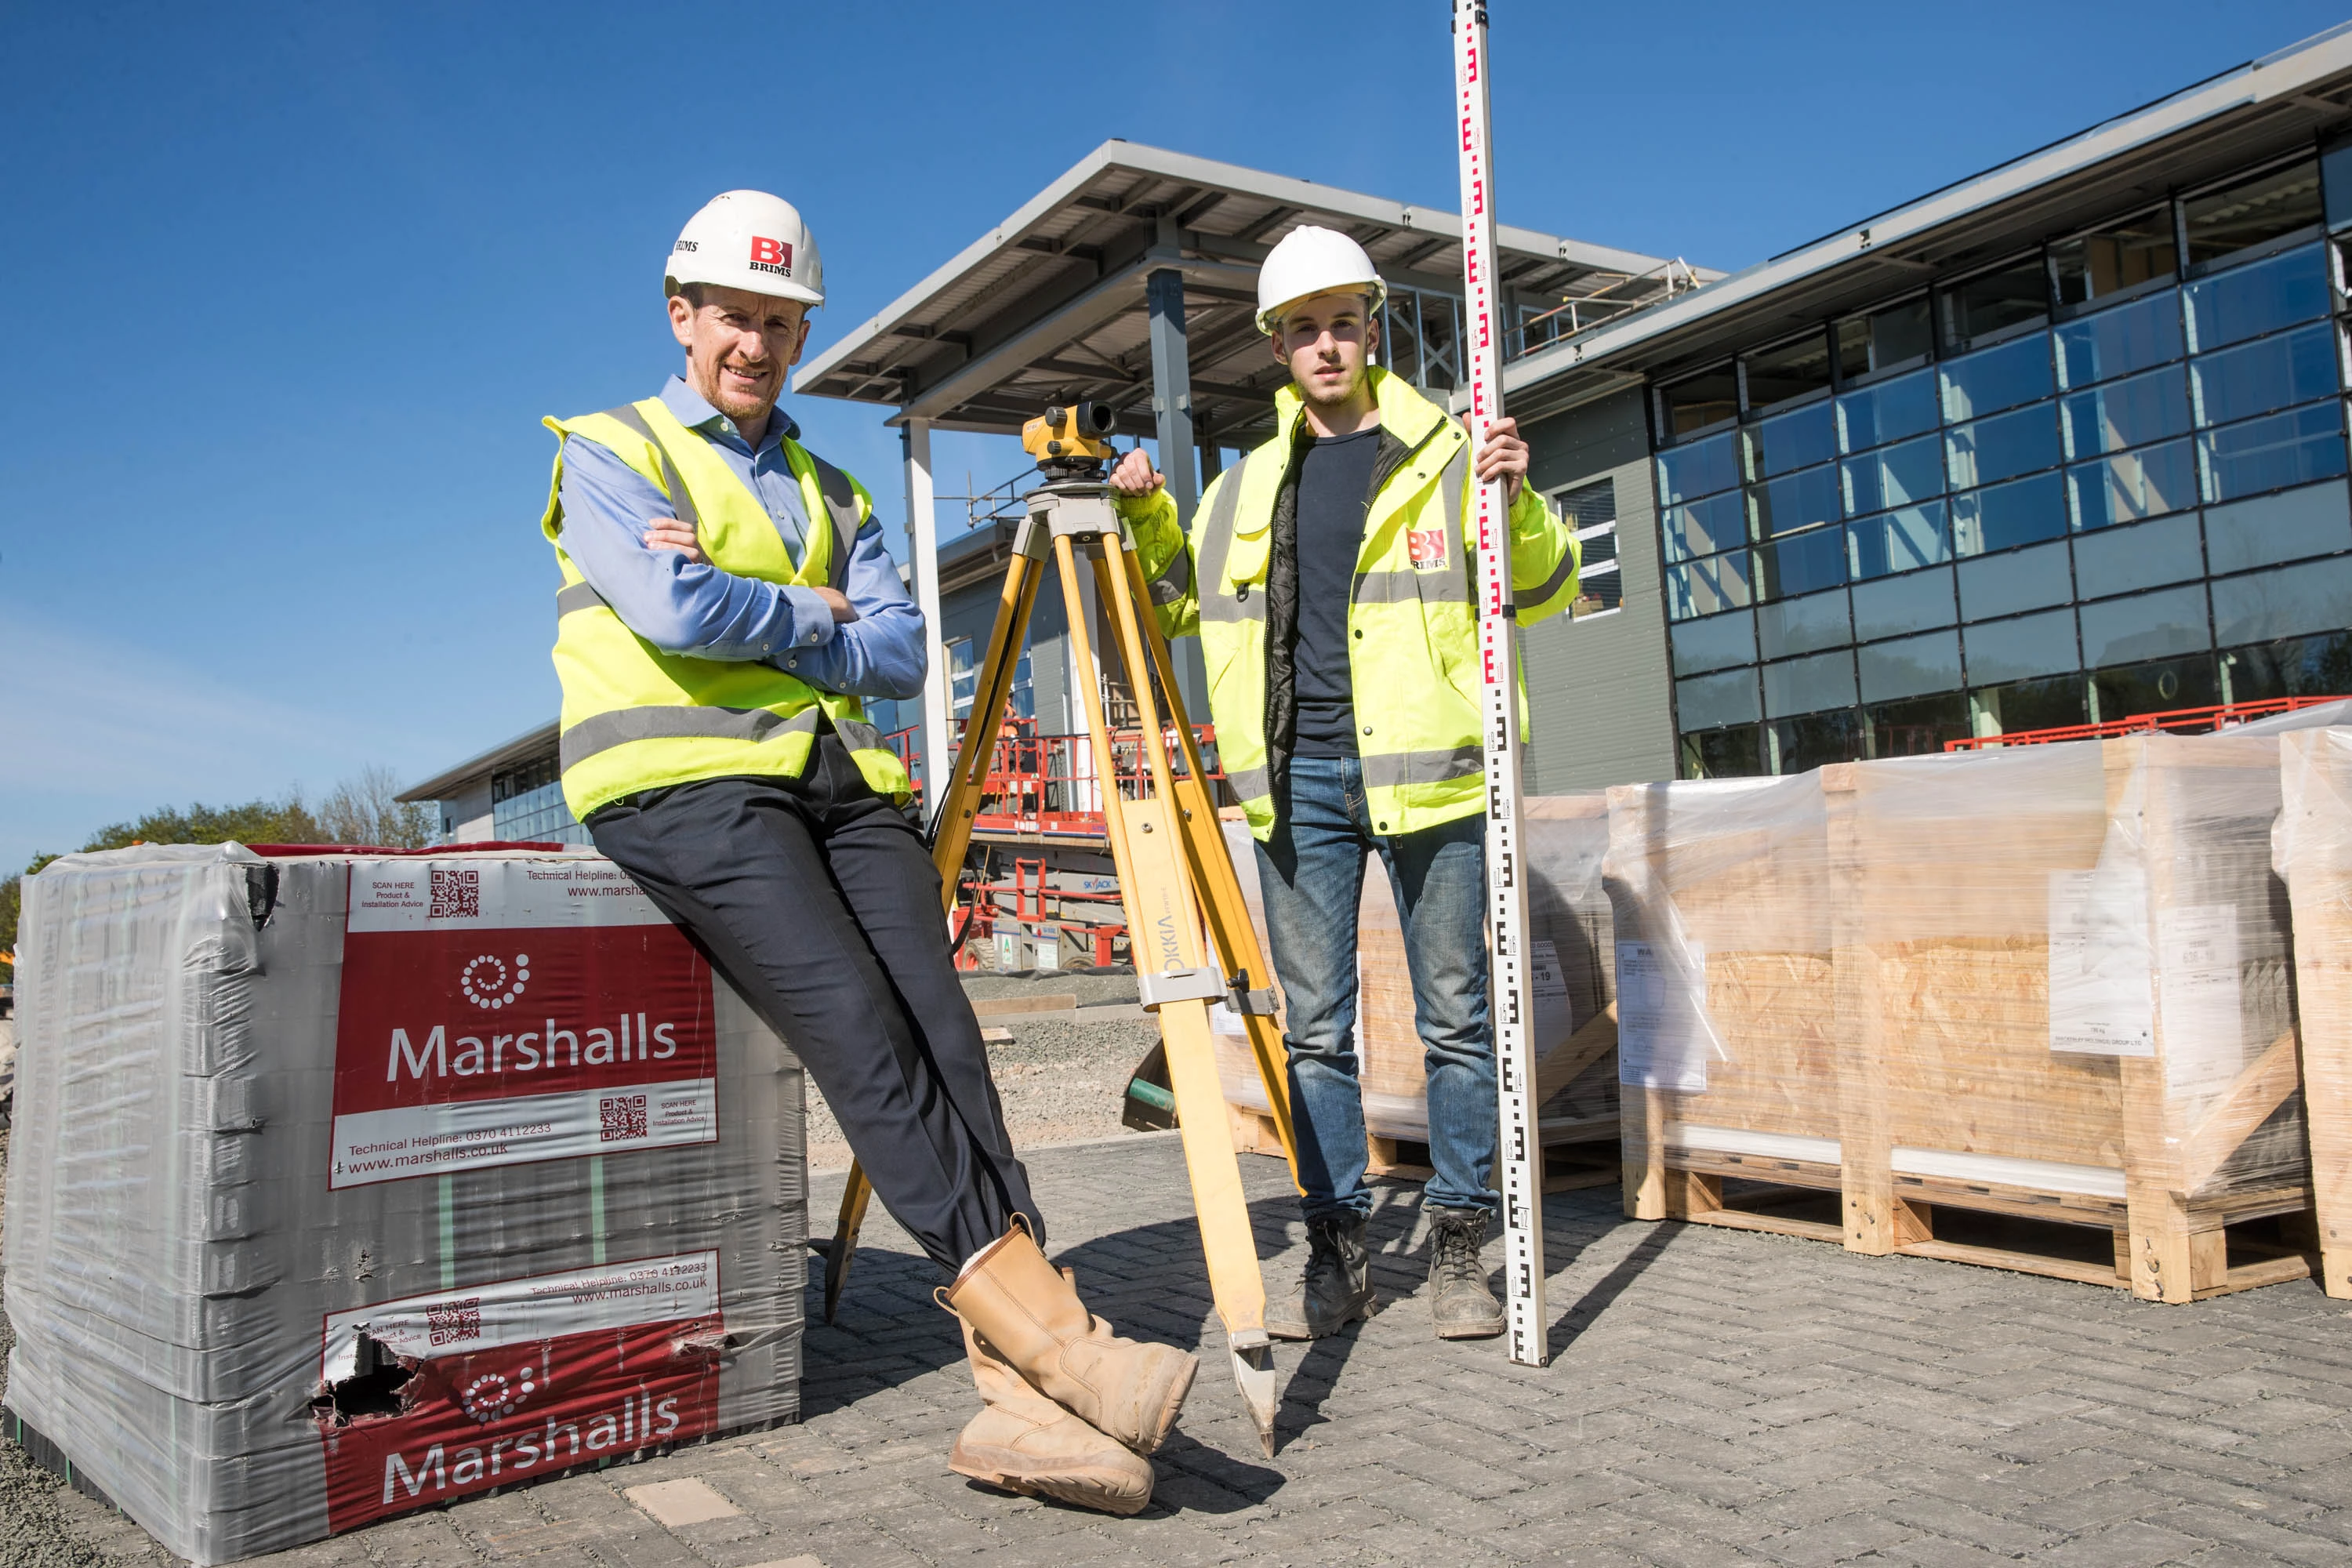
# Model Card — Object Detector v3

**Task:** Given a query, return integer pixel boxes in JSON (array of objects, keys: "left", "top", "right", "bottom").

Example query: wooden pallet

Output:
[
  {"left": 2280, "top": 728, "right": 2352, "bottom": 1299},
  {"left": 1615, "top": 741, "right": 2318, "bottom": 1302}
]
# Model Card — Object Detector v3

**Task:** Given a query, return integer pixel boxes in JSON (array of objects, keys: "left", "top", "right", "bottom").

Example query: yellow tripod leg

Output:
[
  {"left": 823, "top": 548, "right": 1047, "bottom": 1320},
  {"left": 1078, "top": 535, "right": 1279, "bottom": 1454},
  {"left": 1102, "top": 549, "right": 1301, "bottom": 1189}
]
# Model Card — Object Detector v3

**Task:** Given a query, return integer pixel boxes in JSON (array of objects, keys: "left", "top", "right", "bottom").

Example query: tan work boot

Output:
[
  {"left": 949, "top": 1318, "right": 1155, "bottom": 1515},
  {"left": 942, "top": 1224, "right": 1199, "bottom": 1454}
]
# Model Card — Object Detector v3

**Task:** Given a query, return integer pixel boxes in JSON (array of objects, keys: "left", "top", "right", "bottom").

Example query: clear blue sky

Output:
[{"left": 1, "top": 0, "right": 2340, "bottom": 871}]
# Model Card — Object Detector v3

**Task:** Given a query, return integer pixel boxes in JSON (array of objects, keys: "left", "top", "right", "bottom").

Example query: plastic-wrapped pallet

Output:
[
  {"left": 2276, "top": 726, "right": 2352, "bottom": 1300},
  {"left": 1605, "top": 771, "right": 1842, "bottom": 1229},
  {"left": 1610, "top": 733, "right": 2317, "bottom": 1302},
  {"left": 2, "top": 844, "right": 806, "bottom": 1563},
  {"left": 1215, "top": 797, "right": 1617, "bottom": 1149}
]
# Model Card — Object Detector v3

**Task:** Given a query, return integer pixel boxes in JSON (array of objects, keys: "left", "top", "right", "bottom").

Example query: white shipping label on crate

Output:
[
  {"left": 1531, "top": 938, "right": 1573, "bottom": 1055},
  {"left": 2157, "top": 904, "right": 2245, "bottom": 1101},
  {"left": 1615, "top": 939, "right": 1708, "bottom": 1091},
  {"left": 331, "top": 860, "right": 720, "bottom": 1187},
  {"left": 2047, "top": 866, "right": 2155, "bottom": 1057}
]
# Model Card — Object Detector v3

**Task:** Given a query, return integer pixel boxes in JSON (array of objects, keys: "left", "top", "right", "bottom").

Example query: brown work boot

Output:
[
  {"left": 949, "top": 1318, "right": 1155, "bottom": 1515},
  {"left": 1265, "top": 1214, "right": 1374, "bottom": 1341},
  {"left": 1428, "top": 1207, "right": 1506, "bottom": 1340},
  {"left": 942, "top": 1224, "right": 1198, "bottom": 1454}
]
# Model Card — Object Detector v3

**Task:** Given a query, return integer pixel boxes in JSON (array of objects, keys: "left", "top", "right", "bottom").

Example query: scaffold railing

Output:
[{"left": 1943, "top": 694, "right": 2350, "bottom": 751}]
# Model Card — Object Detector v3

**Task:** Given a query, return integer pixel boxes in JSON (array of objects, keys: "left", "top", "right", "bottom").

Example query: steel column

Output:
[{"left": 901, "top": 416, "right": 952, "bottom": 808}]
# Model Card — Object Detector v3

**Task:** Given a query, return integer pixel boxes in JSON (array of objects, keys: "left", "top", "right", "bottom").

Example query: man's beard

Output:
[{"left": 1298, "top": 363, "right": 1368, "bottom": 409}]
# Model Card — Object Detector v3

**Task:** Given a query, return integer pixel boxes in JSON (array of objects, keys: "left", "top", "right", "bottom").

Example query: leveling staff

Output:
[
  {"left": 538, "top": 191, "right": 1196, "bottom": 1516},
  {"left": 1111, "top": 227, "right": 1581, "bottom": 1341}
]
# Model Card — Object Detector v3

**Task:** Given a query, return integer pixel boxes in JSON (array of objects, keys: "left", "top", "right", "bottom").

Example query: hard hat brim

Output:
[{"left": 1255, "top": 279, "right": 1388, "bottom": 336}]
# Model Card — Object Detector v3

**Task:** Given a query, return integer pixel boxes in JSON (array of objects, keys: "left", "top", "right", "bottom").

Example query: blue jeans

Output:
[{"left": 1255, "top": 755, "right": 1497, "bottom": 1219}]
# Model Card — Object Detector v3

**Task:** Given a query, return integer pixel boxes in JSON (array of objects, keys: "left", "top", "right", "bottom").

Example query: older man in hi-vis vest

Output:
[{"left": 539, "top": 191, "right": 1196, "bottom": 1514}]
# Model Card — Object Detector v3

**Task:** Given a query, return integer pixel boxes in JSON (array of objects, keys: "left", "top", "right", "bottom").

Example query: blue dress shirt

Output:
[{"left": 557, "top": 376, "right": 925, "bottom": 701}]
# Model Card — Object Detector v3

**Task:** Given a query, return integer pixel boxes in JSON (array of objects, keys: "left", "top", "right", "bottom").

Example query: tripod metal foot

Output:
[{"left": 1228, "top": 1327, "right": 1278, "bottom": 1457}]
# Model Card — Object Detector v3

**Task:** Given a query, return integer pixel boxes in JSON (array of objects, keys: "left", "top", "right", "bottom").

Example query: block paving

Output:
[{"left": 39, "top": 1131, "right": 2352, "bottom": 1566}]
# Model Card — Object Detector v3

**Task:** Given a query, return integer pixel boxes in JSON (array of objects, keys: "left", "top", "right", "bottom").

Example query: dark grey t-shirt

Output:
[{"left": 1290, "top": 426, "right": 1381, "bottom": 758}]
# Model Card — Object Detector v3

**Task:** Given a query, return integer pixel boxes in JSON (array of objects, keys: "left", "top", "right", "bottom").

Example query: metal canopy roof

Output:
[
  {"left": 1502, "top": 23, "right": 2352, "bottom": 423},
  {"left": 794, "top": 140, "right": 1693, "bottom": 442},
  {"left": 397, "top": 720, "right": 557, "bottom": 803}
]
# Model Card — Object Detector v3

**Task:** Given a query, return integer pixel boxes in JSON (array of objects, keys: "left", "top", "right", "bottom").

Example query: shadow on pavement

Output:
[{"left": 1544, "top": 1214, "right": 1676, "bottom": 1361}]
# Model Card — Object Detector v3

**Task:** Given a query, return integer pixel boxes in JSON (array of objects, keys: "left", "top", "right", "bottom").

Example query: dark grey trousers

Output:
[{"left": 587, "top": 735, "right": 1040, "bottom": 1269}]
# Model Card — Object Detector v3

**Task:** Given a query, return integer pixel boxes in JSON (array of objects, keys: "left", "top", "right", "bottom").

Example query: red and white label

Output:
[
  {"left": 1407, "top": 525, "right": 1450, "bottom": 570},
  {"left": 330, "top": 858, "right": 719, "bottom": 1187},
  {"left": 317, "top": 1252, "right": 723, "bottom": 1532}
]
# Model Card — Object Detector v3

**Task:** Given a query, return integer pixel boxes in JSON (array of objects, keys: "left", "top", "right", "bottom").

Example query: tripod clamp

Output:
[{"left": 1138, "top": 964, "right": 1280, "bottom": 1018}]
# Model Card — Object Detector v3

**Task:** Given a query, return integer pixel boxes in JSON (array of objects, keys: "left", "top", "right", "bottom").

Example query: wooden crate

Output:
[
  {"left": 2278, "top": 728, "right": 2352, "bottom": 1298},
  {"left": 1612, "top": 738, "right": 2314, "bottom": 1301},
  {"left": 1217, "top": 798, "right": 1619, "bottom": 1170},
  {"left": 1609, "top": 771, "right": 1845, "bottom": 1241}
]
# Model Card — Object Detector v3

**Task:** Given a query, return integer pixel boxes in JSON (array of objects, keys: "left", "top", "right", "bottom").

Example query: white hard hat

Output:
[
  {"left": 1254, "top": 225, "right": 1387, "bottom": 335},
  {"left": 665, "top": 191, "right": 825, "bottom": 307}
]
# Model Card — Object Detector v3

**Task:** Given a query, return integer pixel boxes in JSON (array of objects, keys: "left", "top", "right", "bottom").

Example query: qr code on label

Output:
[
  {"left": 429, "top": 867, "right": 480, "bottom": 920},
  {"left": 426, "top": 1297, "right": 481, "bottom": 1347},
  {"left": 601, "top": 1094, "right": 649, "bottom": 1142}
]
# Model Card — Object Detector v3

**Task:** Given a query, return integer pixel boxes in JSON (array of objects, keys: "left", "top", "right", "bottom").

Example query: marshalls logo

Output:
[
  {"left": 459, "top": 954, "right": 530, "bottom": 1011},
  {"left": 457, "top": 1367, "right": 537, "bottom": 1425}
]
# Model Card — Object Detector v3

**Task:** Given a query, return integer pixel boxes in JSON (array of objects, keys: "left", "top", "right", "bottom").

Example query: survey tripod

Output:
[{"left": 820, "top": 402, "right": 1301, "bottom": 1457}]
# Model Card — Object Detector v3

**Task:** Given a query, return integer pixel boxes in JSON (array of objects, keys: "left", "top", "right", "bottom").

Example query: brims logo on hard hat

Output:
[{"left": 748, "top": 237, "right": 793, "bottom": 278}]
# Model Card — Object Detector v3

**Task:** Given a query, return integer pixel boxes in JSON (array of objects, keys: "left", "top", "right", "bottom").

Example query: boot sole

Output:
[
  {"left": 951, "top": 1457, "right": 1152, "bottom": 1517},
  {"left": 1128, "top": 1350, "right": 1199, "bottom": 1455},
  {"left": 1265, "top": 1294, "right": 1375, "bottom": 1341},
  {"left": 1433, "top": 1315, "right": 1507, "bottom": 1340}
]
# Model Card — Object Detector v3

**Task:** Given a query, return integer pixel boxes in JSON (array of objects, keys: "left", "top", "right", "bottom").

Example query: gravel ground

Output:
[
  {"left": 803, "top": 967, "right": 1154, "bottom": 1171},
  {"left": 0, "top": 1128, "right": 106, "bottom": 1568}
]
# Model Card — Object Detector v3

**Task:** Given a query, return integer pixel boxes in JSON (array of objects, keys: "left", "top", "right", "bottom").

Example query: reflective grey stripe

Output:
[
  {"left": 833, "top": 717, "right": 884, "bottom": 753},
  {"left": 1440, "top": 446, "right": 1473, "bottom": 604},
  {"left": 1353, "top": 567, "right": 1470, "bottom": 605},
  {"left": 560, "top": 705, "right": 818, "bottom": 770},
  {"left": 804, "top": 452, "right": 863, "bottom": 591},
  {"left": 1362, "top": 745, "right": 1483, "bottom": 791},
  {"left": 600, "top": 403, "right": 701, "bottom": 531},
  {"left": 1195, "top": 456, "right": 1265, "bottom": 627},
  {"left": 1225, "top": 765, "right": 1271, "bottom": 800},
  {"left": 1517, "top": 538, "right": 1579, "bottom": 612},
  {"left": 1149, "top": 542, "right": 1192, "bottom": 605},
  {"left": 557, "top": 580, "right": 610, "bottom": 616}
]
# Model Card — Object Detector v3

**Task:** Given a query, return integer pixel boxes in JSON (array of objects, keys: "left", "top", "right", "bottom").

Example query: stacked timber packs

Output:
[
  {"left": 1610, "top": 731, "right": 2314, "bottom": 1301},
  {"left": 1215, "top": 796, "right": 1618, "bottom": 1151},
  {"left": 2276, "top": 727, "right": 2352, "bottom": 1300},
  {"left": 3, "top": 844, "right": 806, "bottom": 1564}
]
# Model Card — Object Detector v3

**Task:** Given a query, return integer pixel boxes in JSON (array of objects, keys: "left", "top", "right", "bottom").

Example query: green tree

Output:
[{"left": 2, "top": 765, "right": 435, "bottom": 972}]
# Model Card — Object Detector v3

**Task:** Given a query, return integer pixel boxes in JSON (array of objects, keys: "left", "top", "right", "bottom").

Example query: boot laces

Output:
[
  {"left": 1304, "top": 1218, "right": 1358, "bottom": 1287},
  {"left": 1432, "top": 1214, "right": 1486, "bottom": 1283}
]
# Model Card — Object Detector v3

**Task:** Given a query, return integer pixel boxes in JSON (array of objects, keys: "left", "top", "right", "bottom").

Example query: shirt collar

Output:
[{"left": 659, "top": 374, "right": 800, "bottom": 455}]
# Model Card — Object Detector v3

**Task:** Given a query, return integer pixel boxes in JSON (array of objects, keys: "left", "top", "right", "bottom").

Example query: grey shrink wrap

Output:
[{"left": 4, "top": 844, "right": 806, "bottom": 1563}]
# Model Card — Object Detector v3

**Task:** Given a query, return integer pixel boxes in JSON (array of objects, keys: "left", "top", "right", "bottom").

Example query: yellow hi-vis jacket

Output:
[
  {"left": 539, "top": 397, "right": 911, "bottom": 822},
  {"left": 1120, "top": 368, "right": 1579, "bottom": 840}
]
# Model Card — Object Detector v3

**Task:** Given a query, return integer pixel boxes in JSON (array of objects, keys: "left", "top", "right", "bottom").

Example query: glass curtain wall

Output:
[
  {"left": 1657, "top": 148, "right": 2352, "bottom": 779},
  {"left": 491, "top": 756, "right": 591, "bottom": 845}
]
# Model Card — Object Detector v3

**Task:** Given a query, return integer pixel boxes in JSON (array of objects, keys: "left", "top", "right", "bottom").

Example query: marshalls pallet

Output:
[
  {"left": 1217, "top": 800, "right": 1621, "bottom": 1189},
  {"left": 2, "top": 844, "right": 807, "bottom": 1564},
  {"left": 1611, "top": 731, "right": 2317, "bottom": 1302}
]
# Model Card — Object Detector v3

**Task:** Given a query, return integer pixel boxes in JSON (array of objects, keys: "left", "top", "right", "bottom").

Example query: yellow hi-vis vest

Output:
[
  {"left": 1120, "top": 368, "right": 1580, "bottom": 840},
  {"left": 539, "top": 397, "right": 911, "bottom": 822}
]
